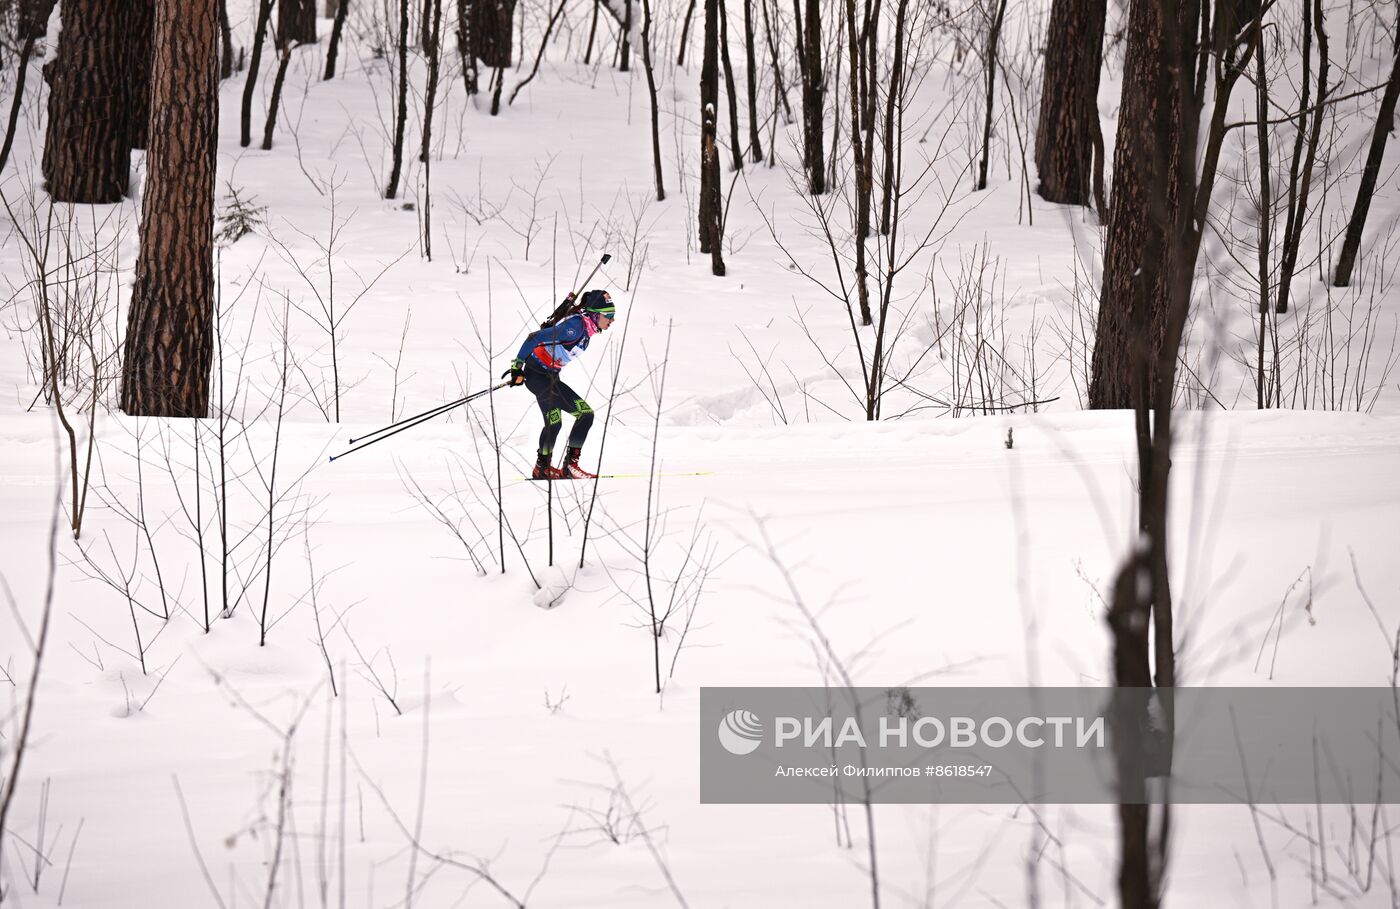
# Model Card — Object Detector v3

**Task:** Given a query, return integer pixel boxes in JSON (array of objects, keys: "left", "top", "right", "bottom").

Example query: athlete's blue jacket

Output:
[{"left": 516, "top": 313, "right": 600, "bottom": 373}]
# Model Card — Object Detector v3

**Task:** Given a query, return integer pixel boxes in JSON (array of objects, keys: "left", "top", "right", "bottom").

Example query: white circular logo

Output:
[{"left": 717, "top": 709, "right": 764, "bottom": 755}]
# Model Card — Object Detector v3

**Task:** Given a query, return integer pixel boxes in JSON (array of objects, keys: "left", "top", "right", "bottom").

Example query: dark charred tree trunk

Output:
[
  {"left": 1035, "top": 0, "right": 1107, "bottom": 206},
  {"left": 218, "top": 0, "right": 235, "bottom": 78},
  {"left": 800, "top": 0, "right": 823, "bottom": 193},
  {"left": 700, "top": 0, "right": 726, "bottom": 274},
  {"left": 472, "top": 0, "right": 516, "bottom": 67},
  {"left": 42, "top": 0, "right": 132, "bottom": 203},
  {"left": 641, "top": 0, "right": 665, "bottom": 199},
  {"left": 385, "top": 0, "right": 409, "bottom": 197},
  {"left": 278, "top": 0, "right": 316, "bottom": 46},
  {"left": 677, "top": 0, "right": 698, "bottom": 65},
  {"left": 719, "top": 0, "right": 743, "bottom": 169},
  {"left": 239, "top": 0, "right": 275, "bottom": 147},
  {"left": 128, "top": 0, "right": 154, "bottom": 149},
  {"left": 121, "top": 0, "right": 218, "bottom": 417},
  {"left": 324, "top": 0, "right": 349, "bottom": 77},
  {"left": 1332, "top": 11, "right": 1400, "bottom": 287}
]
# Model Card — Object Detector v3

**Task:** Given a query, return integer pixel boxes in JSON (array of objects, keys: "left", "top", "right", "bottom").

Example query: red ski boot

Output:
[
  {"left": 531, "top": 452, "right": 565, "bottom": 481},
  {"left": 561, "top": 447, "right": 598, "bottom": 479}
]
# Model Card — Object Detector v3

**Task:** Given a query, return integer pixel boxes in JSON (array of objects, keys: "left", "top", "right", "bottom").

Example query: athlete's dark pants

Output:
[{"left": 523, "top": 364, "right": 594, "bottom": 456}]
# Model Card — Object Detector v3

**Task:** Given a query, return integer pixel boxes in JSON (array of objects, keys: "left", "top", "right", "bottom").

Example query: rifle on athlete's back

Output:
[{"left": 540, "top": 253, "right": 611, "bottom": 327}]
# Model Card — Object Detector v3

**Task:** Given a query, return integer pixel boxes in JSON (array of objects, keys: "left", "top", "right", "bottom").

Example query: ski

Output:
[{"left": 518, "top": 470, "right": 714, "bottom": 482}]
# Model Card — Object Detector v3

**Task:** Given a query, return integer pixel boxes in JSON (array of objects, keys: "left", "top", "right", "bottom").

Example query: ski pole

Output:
[
  {"left": 347, "top": 394, "right": 472, "bottom": 444},
  {"left": 540, "top": 252, "right": 612, "bottom": 327},
  {"left": 328, "top": 382, "right": 509, "bottom": 462}
]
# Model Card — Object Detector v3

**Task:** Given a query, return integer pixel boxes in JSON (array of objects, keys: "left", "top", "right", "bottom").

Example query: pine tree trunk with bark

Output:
[
  {"left": 1088, "top": 0, "right": 1184, "bottom": 409},
  {"left": 1035, "top": 0, "right": 1106, "bottom": 206},
  {"left": 120, "top": 0, "right": 218, "bottom": 417},
  {"left": 42, "top": 0, "right": 133, "bottom": 203},
  {"left": 742, "top": 0, "right": 763, "bottom": 162}
]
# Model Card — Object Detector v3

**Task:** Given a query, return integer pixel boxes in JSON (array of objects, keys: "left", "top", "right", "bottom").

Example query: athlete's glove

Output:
[{"left": 502, "top": 358, "right": 527, "bottom": 386}]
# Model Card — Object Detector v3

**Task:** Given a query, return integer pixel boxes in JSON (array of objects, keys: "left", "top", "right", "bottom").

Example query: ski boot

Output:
[
  {"left": 561, "top": 446, "right": 598, "bottom": 479},
  {"left": 531, "top": 452, "right": 565, "bottom": 481}
]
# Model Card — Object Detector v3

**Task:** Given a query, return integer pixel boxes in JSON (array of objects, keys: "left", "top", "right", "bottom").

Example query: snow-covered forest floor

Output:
[{"left": 2, "top": 0, "right": 1400, "bottom": 905}]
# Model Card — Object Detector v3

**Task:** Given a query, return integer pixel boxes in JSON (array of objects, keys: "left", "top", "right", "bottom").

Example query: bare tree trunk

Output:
[
  {"left": 0, "top": 29, "right": 39, "bottom": 174},
  {"left": 878, "top": 0, "right": 908, "bottom": 234},
  {"left": 760, "top": 0, "right": 791, "bottom": 122},
  {"left": 719, "top": 0, "right": 743, "bottom": 169},
  {"left": 420, "top": 0, "right": 442, "bottom": 163},
  {"left": 619, "top": 0, "right": 630, "bottom": 70},
  {"left": 700, "top": 0, "right": 726, "bottom": 274},
  {"left": 42, "top": 0, "right": 133, "bottom": 203},
  {"left": 121, "top": 0, "right": 218, "bottom": 417},
  {"left": 742, "top": 0, "right": 763, "bottom": 161},
  {"left": 1253, "top": 25, "right": 1271, "bottom": 407},
  {"left": 324, "top": 0, "right": 349, "bottom": 77},
  {"left": 800, "top": 0, "right": 823, "bottom": 193},
  {"left": 385, "top": 0, "right": 409, "bottom": 198},
  {"left": 1331, "top": 9, "right": 1400, "bottom": 287},
  {"left": 128, "top": 0, "right": 154, "bottom": 149},
  {"left": 843, "top": 0, "right": 871, "bottom": 324},
  {"left": 239, "top": 0, "right": 275, "bottom": 147},
  {"left": 278, "top": 0, "right": 317, "bottom": 46},
  {"left": 1035, "top": 0, "right": 1106, "bottom": 206},
  {"left": 261, "top": 44, "right": 292, "bottom": 149},
  {"left": 421, "top": 0, "right": 441, "bottom": 258},
  {"left": 472, "top": 0, "right": 516, "bottom": 67},
  {"left": 20, "top": 0, "right": 55, "bottom": 41},
  {"left": 1275, "top": 0, "right": 1328, "bottom": 314},
  {"left": 641, "top": 0, "right": 665, "bottom": 198},
  {"left": 676, "top": 0, "right": 697, "bottom": 65},
  {"left": 585, "top": 0, "right": 601, "bottom": 63},
  {"left": 976, "top": 0, "right": 1008, "bottom": 190},
  {"left": 219, "top": 0, "right": 234, "bottom": 78},
  {"left": 457, "top": 0, "right": 478, "bottom": 93}
]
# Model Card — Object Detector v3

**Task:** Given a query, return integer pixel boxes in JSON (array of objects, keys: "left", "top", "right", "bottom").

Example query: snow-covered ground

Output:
[{"left": 2, "top": 0, "right": 1400, "bottom": 906}]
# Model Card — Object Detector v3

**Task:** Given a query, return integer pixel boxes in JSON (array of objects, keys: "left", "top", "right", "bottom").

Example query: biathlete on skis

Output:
[{"left": 503, "top": 289, "right": 617, "bottom": 480}]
